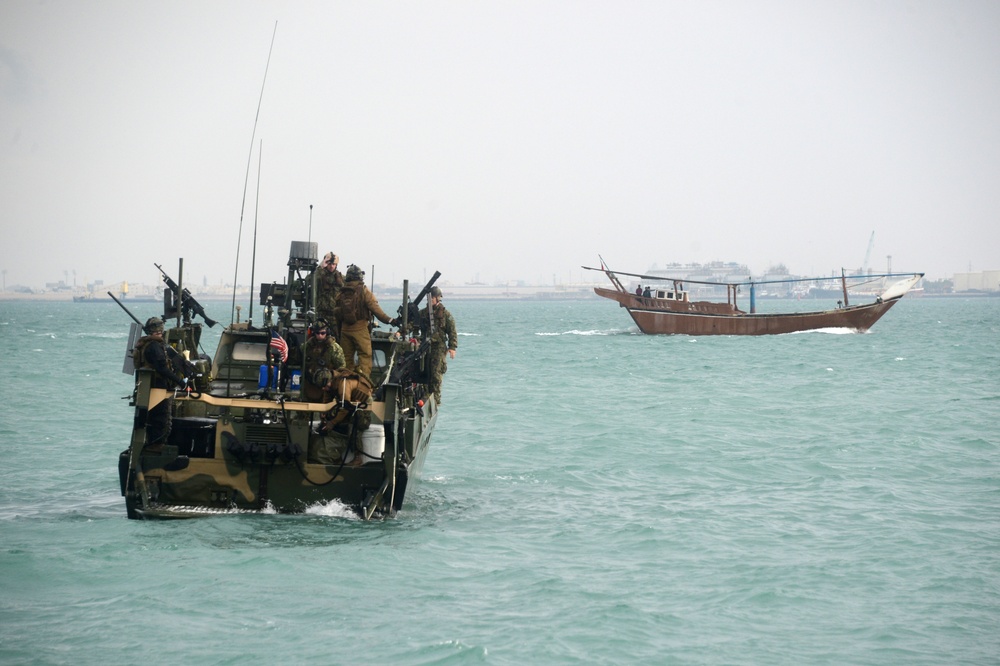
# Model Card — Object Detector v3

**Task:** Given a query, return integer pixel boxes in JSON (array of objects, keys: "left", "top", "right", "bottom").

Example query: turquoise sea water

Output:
[{"left": 1, "top": 296, "right": 998, "bottom": 665}]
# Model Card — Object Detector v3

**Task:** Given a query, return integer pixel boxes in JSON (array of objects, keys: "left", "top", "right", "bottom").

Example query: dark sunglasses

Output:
[{"left": 316, "top": 330, "right": 328, "bottom": 336}]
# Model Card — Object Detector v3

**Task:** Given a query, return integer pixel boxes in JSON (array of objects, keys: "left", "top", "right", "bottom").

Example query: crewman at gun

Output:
[
  {"left": 416, "top": 286, "right": 458, "bottom": 404},
  {"left": 335, "top": 264, "right": 395, "bottom": 379},
  {"left": 311, "top": 252, "right": 344, "bottom": 330},
  {"left": 132, "top": 317, "right": 189, "bottom": 453},
  {"left": 302, "top": 319, "right": 346, "bottom": 402}
]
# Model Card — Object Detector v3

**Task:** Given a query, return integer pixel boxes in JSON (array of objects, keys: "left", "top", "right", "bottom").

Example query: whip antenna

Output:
[
  {"left": 248, "top": 140, "right": 262, "bottom": 326},
  {"left": 230, "top": 21, "right": 277, "bottom": 325}
]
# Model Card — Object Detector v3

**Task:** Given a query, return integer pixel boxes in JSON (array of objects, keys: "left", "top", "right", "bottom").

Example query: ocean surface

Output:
[{"left": 1, "top": 296, "right": 998, "bottom": 665}]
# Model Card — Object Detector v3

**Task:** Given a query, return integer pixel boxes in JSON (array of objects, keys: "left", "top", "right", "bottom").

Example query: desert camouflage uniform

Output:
[{"left": 336, "top": 277, "right": 394, "bottom": 379}]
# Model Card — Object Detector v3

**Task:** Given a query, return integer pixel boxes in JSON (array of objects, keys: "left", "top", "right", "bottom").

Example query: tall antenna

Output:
[
  {"left": 249, "top": 140, "right": 262, "bottom": 326},
  {"left": 230, "top": 21, "right": 278, "bottom": 325},
  {"left": 308, "top": 204, "right": 313, "bottom": 243}
]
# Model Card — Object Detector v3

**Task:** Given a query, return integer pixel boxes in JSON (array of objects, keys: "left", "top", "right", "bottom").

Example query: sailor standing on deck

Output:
[
  {"left": 335, "top": 264, "right": 395, "bottom": 379},
  {"left": 417, "top": 286, "right": 458, "bottom": 405},
  {"left": 132, "top": 317, "right": 188, "bottom": 453},
  {"left": 311, "top": 252, "right": 345, "bottom": 330}
]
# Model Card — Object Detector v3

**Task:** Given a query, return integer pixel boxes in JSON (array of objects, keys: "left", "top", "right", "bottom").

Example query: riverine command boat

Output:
[{"left": 116, "top": 242, "right": 442, "bottom": 520}]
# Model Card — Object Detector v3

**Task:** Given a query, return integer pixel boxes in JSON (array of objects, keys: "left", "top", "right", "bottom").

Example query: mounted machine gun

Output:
[{"left": 387, "top": 271, "right": 441, "bottom": 388}]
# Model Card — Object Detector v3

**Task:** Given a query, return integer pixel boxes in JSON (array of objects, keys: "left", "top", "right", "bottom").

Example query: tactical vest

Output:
[
  {"left": 422, "top": 305, "right": 449, "bottom": 345},
  {"left": 305, "top": 339, "right": 334, "bottom": 383},
  {"left": 132, "top": 336, "right": 154, "bottom": 370}
]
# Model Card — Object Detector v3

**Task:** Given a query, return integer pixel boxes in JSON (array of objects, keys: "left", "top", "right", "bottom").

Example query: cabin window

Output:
[
  {"left": 372, "top": 349, "right": 387, "bottom": 368},
  {"left": 231, "top": 342, "right": 267, "bottom": 362}
]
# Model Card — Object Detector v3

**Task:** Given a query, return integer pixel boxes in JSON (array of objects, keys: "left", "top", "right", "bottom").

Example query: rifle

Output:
[{"left": 155, "top": 263, "right": 218, "bottom": 327}]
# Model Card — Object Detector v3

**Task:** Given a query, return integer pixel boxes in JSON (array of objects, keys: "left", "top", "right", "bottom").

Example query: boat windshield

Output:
[{"left": 231, "top": 342, "right": 267, "bottom": 362}]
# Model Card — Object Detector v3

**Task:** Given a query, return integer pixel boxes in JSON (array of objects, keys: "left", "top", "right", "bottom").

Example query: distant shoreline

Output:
[{"left": 2, "top": 291, "right": 997, "bottom": 303}]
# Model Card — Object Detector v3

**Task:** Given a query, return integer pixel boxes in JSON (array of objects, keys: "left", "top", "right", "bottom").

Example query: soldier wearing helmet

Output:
[
  {"left": 335, "top": 264, "right": 397, "bottom": 379},
  {"left": 310, "top": 251, "right": 345, "bottom": 330},
  {"left": 302, "top": 319, "right": 346, "bottom": 402},
  {"left": 132, "top": 317, "right": 189, "bottom": 453},
  {"left": 416, "top": 286, "right": 457, "bottom": 404}
]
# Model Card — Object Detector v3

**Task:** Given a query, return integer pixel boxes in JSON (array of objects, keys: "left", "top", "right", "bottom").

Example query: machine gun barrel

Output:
[
  {"left": 411, "top": 271, "right": 442, "bottom": 307},
  {"left": 107, "top": 291, "right": 144, "bottom": 327},
  {"left": 398, "top": 270, "right": 442, "bottom": 334},
  {"left": 155, "top": 263, "right": 218, "bottom": 327}
]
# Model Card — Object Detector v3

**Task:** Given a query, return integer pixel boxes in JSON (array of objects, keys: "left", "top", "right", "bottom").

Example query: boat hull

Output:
[
  {"left": 595, "top": 287, "right": 902, "bottom": 335},
  {"left": 121, "top": 398, "right": 436, "bottom": 520}
]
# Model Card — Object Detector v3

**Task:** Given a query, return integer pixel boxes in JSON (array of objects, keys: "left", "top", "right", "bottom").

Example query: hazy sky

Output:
[{"left": 2, "top": 1, "right": 998, "bottom": 290}]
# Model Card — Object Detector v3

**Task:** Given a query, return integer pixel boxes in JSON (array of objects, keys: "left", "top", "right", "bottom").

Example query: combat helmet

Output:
[
  {"left": 144, "top": 317, "right": 164, "bottom": 334},
  {"left": 429, "top": 286, "right": 443, "bottom": 299},
  {"left": 345, "top": 264, "right": 364, "bottom": 281}
]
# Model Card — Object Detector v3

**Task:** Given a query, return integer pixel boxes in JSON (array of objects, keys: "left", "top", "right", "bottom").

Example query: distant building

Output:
[{"left": 953, "top": 270, "right": 1000, "bottom": 292}]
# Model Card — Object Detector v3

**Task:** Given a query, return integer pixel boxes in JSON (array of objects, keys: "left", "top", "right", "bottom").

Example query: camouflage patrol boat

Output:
[{"left": 117, "top": 241, "right": 442, "bottom": 520}]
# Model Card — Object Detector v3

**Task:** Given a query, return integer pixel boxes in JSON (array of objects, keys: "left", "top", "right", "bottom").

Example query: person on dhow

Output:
[
  {"left": 132, "top": 317, "right": 189, "bottom": 453},
  {"left": 417, "top": 286, "right": 458, "bottom": 404},
  {"left": 302, "top": 319, "right": 346, "bottom": 402},
  {"left": 335, "top": 264, "right": 395, "bottom": 379}
]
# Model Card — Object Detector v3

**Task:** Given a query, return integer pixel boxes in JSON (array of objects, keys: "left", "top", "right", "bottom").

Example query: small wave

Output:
[
  {"left": 789, "top": 327, "right": 862, "bottom": 335},
  {"left": 303, "top": 500, "right": 358, "bottom": 519},
  {"left": 536, "top": 329, "right": 624, "bottom": 336},
  {"left": 457, "top": 332, "right": 479, "bottom": 336}
]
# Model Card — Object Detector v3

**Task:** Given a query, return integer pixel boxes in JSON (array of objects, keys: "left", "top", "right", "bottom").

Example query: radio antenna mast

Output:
[{"left": 230, "top": 21, "right": 277, "bottom": 325}]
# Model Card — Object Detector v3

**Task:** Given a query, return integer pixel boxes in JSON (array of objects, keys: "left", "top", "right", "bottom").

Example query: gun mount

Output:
[
  {"left": 156, "top": 263, "right": 217, "bottom": 328},
  {"left": 397, "top": 271, "right": 441, "bottom": 335}
]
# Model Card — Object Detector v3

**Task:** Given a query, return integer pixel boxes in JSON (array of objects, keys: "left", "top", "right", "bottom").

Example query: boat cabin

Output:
[{"left": 652, "top": 288, "right": 689, "bottom": 302}]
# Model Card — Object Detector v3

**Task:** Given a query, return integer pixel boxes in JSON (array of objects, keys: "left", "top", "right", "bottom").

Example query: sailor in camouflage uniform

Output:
[
  {"left": 132, "top": 317, "right": 189, "bottom": 452},
  {"left": 335, "top": 264, "right": 396, "bottom": 379},
  {"left": 417, "top": 286, "right": 457, "bottom": 404},
  {"left": 311, "top": 252, "right": 344, "bottom": 330},
  {"left": 302, "top": 319, "right": 347, "bottom": 402}
]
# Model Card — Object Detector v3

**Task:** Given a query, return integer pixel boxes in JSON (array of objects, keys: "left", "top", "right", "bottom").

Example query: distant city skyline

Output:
[{"left": 6, "top": 251, "right": 974, "bottom": 295}]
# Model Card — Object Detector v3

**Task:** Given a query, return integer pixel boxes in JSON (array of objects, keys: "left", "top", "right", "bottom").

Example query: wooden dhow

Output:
[{"left": 584, "top": 262, "right": 923, "bottom": 336}]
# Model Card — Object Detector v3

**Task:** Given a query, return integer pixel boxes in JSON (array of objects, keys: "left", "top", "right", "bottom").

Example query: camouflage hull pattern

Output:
[{"left": 121, "top": 338, "right": 437, "bottom": 520}]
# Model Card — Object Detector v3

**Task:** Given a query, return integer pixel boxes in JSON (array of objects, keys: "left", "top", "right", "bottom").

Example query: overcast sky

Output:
[{"left": 2, "top": 1, "right": 998, "bottom": 290}]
